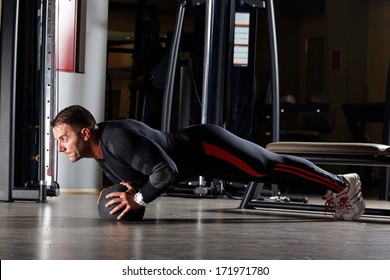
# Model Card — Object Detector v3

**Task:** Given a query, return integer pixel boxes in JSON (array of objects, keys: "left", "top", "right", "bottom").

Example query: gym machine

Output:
[
  {"left": 161, "top": 0, "right": 279, "bottom": 196},
  {"left": 0, "top": 0, "right": 60, "bottom": 202},
  {"left": 161, "top": 0, "right": 278, "bottom": 136}
]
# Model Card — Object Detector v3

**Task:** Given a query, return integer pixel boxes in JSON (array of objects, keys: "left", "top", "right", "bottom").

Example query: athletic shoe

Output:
[{"left": 323, "top": 173, "right": 365, "bottom": 220}]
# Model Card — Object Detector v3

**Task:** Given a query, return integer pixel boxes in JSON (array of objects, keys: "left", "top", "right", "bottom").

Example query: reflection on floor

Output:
[{"left": 1, "top": 193, "right": 390, "bottom": 260}]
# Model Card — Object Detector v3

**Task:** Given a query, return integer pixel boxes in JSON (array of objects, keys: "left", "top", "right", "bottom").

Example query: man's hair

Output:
[{"left": 50, "top": 105, "right": 96, "bottom": 130}]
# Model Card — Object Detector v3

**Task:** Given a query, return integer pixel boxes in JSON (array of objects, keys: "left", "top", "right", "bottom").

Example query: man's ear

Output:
[{"left": 80, "top": 128, "right": 91, "bottom": 141}]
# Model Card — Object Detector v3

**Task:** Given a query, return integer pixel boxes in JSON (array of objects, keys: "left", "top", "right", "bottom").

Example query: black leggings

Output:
[{"left": 180, "top": 124, "right": 347, "bottom": 193}]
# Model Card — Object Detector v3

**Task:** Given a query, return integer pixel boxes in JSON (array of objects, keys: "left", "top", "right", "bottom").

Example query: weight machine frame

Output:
[
  {"left": 0, "top": 0, "right": 59, "bottom": 202},
  {"left": 161, "top": 0, "right": 278, "bottom": 195}
]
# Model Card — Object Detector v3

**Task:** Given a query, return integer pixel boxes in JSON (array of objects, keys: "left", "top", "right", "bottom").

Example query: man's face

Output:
[{"left": 52, "top": 124, "right": 88, "bottom": 163}]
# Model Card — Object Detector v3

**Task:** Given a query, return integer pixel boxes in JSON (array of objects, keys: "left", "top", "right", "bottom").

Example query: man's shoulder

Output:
[
  {"left": 99, "top": 119, "right": 142, "bottom": 131},
  {"left": 98, "top": 119, "right": 147, "bottom": 139}
]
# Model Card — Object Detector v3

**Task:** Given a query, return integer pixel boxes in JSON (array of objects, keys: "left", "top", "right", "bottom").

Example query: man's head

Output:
[
  {"left": 51, "top": 105, "right": 96, "bottom": 130},
  {"left": 51, "top": 105, "right": 97, "bottom": 162}
]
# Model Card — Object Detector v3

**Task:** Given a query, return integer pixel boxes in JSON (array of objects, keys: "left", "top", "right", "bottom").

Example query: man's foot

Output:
[{"left": 323, "top": 173, "right": 365, "bottom": 220}]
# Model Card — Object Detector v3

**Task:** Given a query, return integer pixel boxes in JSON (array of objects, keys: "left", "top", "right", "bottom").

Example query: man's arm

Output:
[{"left": 110, "top": 131, "right": 178, "bottom": 203}]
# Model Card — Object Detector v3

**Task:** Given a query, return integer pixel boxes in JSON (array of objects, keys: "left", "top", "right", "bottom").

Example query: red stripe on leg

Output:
[{"left": 202, "top": 142, "right": 264, "bottom": 177}]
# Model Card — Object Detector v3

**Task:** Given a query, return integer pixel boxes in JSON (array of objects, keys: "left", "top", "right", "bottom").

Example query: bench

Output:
[
  {"left": 238, "top": 141, "right": 390, "bottom": 216},
  {"left": 239, "top": 61, "right": 390, "bottom": 216},
  {"left": 267, "top": 141, "right": 390, "bottom": 199}
]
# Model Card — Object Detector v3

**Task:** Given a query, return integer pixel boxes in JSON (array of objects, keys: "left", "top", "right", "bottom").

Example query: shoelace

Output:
[
  {"left": 323, "top": 193, "right": 352, "bottom": 217},
  {"left": 335, "top": 196, "right": 352, "bottom": 214},
  {"left": 324, "top": 199, "right": 335, "bottom": 213}
]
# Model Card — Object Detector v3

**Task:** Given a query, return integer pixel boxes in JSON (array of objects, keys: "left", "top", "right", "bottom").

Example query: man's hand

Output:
[{"left": 104, "top": 181, "right": 143, "bottom": 220}]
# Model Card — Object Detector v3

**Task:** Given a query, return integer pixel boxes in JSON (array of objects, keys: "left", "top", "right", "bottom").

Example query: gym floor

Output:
[{"left": 1, "top": 192, "right": 390, "bottom": 260}]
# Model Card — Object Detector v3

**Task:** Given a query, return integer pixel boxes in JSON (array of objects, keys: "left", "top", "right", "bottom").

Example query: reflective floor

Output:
[{"left": 1, "top": 193, "right": 390, "bottom": 260}]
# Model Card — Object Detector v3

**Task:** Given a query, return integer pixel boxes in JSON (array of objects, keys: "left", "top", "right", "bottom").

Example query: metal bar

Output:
[
  {"left": 238, "top": 181, "right": 262, "bottom": 209},
  {"left": 0, "top": 0, "right": 19, "bottom": 202},
  {"left": 380, "top": 62, "right": 390, "bottom": 200},
  {"left": 201, "top": 0, "right": 214, "bottom": 124},
  {"left": 161, "top": 0, "right": 186, "bottom": 132},
  {"left": 266, "top": 0, "right": 280, "bottom": 142},
  {"left": 246, "top": 200, "right": 390, "bottom": 217},
  {"left": 196, "top": 0, "right": 215, "bottom": 189},
  {"left": 39, "top": 0, "right": 58, "bottom": 202}
]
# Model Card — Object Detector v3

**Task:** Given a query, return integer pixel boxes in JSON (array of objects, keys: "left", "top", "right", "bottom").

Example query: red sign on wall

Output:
[{"left": 58, "top": 0, "right": 78, "bottom": 72}]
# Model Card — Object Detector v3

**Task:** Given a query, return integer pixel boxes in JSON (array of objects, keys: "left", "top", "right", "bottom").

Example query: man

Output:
[{"left": 51, "top": 105, "right": 365, "bottom": 220}]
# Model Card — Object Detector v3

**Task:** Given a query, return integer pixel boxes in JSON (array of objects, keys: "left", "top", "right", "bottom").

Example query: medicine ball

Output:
[{"left": 97, "top": 184, "right": 145, "bottom": 221}]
